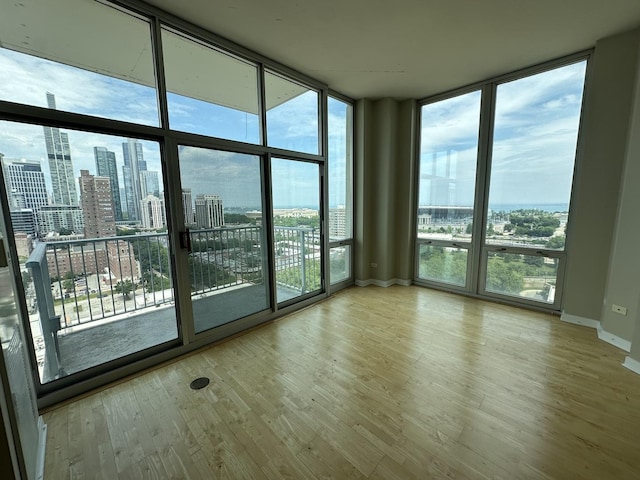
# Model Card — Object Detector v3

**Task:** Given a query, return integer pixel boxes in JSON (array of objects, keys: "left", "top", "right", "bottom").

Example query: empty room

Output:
[{"left": 2, "top": 0, "right": 640, "bottom": 478}]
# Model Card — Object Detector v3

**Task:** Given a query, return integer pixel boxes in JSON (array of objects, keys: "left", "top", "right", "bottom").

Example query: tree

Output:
[
  {"left": 115, "top": 280, "right": 136, "bottom": 299},
  {"left": 523, "top": 255, "right": 544, "bottom": 267},
  {"left": 507, "top": 209, "right": 560, "bottom": 237},
  {"left": 141, "top": 272, "right": 171, "bottom": 293},
  {"left": 486, "top": 258, "right": 524, "bottom": 294},
  {"left": 546, "top": 235, "right": 566, "bottom": 249},
  {"left": 224, "top": 213, "right": 256, "bottom": 225}
]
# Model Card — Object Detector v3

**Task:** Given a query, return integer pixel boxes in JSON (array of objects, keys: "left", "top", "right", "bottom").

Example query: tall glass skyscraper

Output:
[
  {"left": 43, "top": 93, "right": 78, "bottom": 206},
  {"left": 94, "top": 146, "right": 123, "bottom": 221},
  {"left": 122, "top": 139, "right": 146, "bottom": 221}
]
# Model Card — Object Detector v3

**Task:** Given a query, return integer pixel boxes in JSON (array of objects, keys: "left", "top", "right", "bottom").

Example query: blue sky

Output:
[
  {"left": 419, "top": 61, "right": 587, "bottom": 209},
  {"left": 0, "top": 47, "right": 347, "bottom": 210}
]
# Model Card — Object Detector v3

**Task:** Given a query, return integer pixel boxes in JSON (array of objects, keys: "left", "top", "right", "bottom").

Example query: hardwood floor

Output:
[{"left": 43, "top": 286, "right": 640, "bottom": 479}]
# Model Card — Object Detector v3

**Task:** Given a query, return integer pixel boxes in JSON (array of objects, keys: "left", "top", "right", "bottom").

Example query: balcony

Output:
[{"left": 25, "top": 225, "right": 320, "bottom": 383}]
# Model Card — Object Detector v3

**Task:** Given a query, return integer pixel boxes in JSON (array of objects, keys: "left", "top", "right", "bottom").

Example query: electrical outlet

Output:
[
  {"left": 371, "top": 262, "right": 377, "bottom": 268},
  {"left": 611, "top": 304, "right": 627, "bottom": 315}
]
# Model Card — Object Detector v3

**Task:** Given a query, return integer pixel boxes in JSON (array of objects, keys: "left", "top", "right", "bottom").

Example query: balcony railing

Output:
[
  {"left": 25, "top": 225, "right": 321, "bottom": 381},
  {"left": 26, "top": 225, "right": 319, "bottom": 334}
]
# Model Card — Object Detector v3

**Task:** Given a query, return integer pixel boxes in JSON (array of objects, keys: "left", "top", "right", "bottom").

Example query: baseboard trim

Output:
[
  {"left": 623, "top": 356, "right": 640, "bottom": 375},
  {"left": 355, "top": 278, "right": 411, "bottom": 288},
  {"left": 560, "top": 312, "right": 600, "bottom": 329},
  {"left": 597, "top": 326, "right": 632, "bottom": 352}
]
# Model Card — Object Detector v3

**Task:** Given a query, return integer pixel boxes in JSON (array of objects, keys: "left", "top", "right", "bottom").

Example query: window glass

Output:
[
  {"left": 485, "top": 251, "right": 559, "bottom": 303},
  {"left": 418, "top": 91, "right": 481, "bottom": 242},
  {"left": 1, "top": 120, "right": 178, "bottom": 383},
  {"left": 486, "top": 62, "right": 587, "bottom": 250},
  {"left": 271, "top": 159, "right": 321, "bottom": 302},
  {"left": 162, "top": 28, "right": 260, "bottom": 143},
  {"left": 328, "top": 97, "right": 353, "bottom": 242},
  {"left": 418, "top": 245, "right": 468, "bottom": 286},
  {"left": 330, "top": 245, "right": 351, "bottom": 284},
  {"left": 265, "top": 72, "right": 319, "bottom": 154},
  {"left": 0, "top": 0, "right": 159, "bottom": 126},
  {"left": 177, "top": 146, "right": 269, "bottom": 333}
]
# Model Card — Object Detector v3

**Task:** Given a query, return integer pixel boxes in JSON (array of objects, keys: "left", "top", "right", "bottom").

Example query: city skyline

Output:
[{"left": 0, "top": 45, "right": 347, "bottom": 210}]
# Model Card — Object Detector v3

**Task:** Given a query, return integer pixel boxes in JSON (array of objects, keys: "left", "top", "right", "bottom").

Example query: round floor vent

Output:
[{"left": 190, "top": 377, "right": 210, "bottom": 390}]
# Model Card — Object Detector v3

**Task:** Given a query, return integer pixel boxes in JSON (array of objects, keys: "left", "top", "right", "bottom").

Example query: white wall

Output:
[
  {"left": 562, "top": 28, "right": 640, "bottom": 326},
  {"left": 600, "top": 30, "right": 640, "bottom": 355}
]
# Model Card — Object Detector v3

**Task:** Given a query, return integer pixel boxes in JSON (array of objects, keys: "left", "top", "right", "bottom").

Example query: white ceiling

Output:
[{"left": 143, "top": 0, "right": 640, "bottom": 99}]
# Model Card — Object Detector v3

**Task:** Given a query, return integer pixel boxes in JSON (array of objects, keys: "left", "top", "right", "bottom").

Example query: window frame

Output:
[
  {"left": 414, "top": 52, "right": 591, "bottom": 312},
  {"left": 0, "top": 0, "right": 341, "bottom": 408}
]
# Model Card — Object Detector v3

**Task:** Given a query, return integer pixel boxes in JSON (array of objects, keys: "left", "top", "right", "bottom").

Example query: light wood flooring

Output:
[{"left": 43, "top": 285, "right": 640, "bottom": 479}]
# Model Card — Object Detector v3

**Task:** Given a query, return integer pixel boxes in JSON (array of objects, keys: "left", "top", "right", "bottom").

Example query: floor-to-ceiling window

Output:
[
  {"left": 0, "top": 0, "right": 351, "bottom": 405},
  {"left": 416, "top": 57, "right": 588, "bottom": 310},
  {"left": 327, "top": 95, "right": 354, "bottom": 289}
]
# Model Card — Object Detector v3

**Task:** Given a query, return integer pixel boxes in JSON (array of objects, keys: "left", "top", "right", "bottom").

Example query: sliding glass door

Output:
[
  {"left": 177, "top": 146, "right": 270, "bottom": 334},
  {"left": 416, "top": 58, "right": 588, "bottom": 309},
  {"left": 0, "top": 122, "right": 180, "bottom": 386},
  {"left": 0, "top": 0, "right": 339, "bottom": 404}
]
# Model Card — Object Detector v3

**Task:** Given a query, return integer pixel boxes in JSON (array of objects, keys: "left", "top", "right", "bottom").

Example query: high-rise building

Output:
[
  {"left": 1, "top": 158, "right": 49, "bottom": 214},
  {"left": 10, "top": 209, "right": 36, "bottom": 237},
  {"left": 79, "top": 170, "right": 116, "bottom": 239},
  {"left": 140, "top": 170, "right": 160, "bottom": 198},
  {"left": 37, "top": 205, "right": 84, "bottom": 235},
  {"left": 43, "top": 93, "right": 78, "bottom": 206},
  {"left": 94, "top": 147, "right": 123, "bottom": 221},
  {"left": 122, "top": 139, "right": 146, "bottom": 221},
  {"left": 182, "top": 188, "right": 195, "bottom": 227},
  {"left": 329, "top": 205, "right": 347, "bottom": 239},
  {"left": 195, "top": 194, "right": 225, "bottom": 229},
  {"left": 140, "top": 195, "right": 166, "bottom": 229}
]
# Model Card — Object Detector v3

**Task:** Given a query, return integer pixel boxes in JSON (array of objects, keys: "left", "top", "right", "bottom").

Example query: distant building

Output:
[
  {"left": 329, "top": 206, "right": 347, "bottom": 239},
  {"left": 14, "top": 232, "right": 33, "bottom": 258},
  {"left": 1, "top": 158, "right": 49, "bottom": 218},
  {"left": 182, "top": 189, "right": 195, "bottom": 227},
  {"left": 43, "top": 93, "right": 78, "bottom": 206},
  {"left": 94, "top": 146, "right": 123, "bottom": 221},
  {"left": 195, "top": 194, "right": 224, "bottom": 229},
  {"left": 273, "top": 208, "right": 318, "bottom": 218},
  {"left": 122, "top": 139, "right": 146, "bottom": 221},
  {"left": 140, "top": 170, "right": 160, "bottom": 198},
  {"left": 416, "top": 206, "right": 473, "bottom": 224},
  {"left": 79, "top": 170, "right": 116, "bottom": 239},
  {"left": 37, "top": 205, "right": 84, "bottom": 235},
  {"left": 10, "top": 209, "right": 36, "bottom": 236},
  {"left": 140, "top": 195, "right": 166, "bottom": 229}
]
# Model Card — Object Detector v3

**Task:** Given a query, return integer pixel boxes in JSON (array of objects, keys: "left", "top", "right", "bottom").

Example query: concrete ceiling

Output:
[{"left": 143, "top": 0, "right": 640, "bottom": 99}]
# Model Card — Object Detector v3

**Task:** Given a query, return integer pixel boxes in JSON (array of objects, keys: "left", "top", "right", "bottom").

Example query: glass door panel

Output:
[
  {"left": 416, "top": 90, "right": 481, "bottom": 288},
  {"left": 0, "top": 121, "right": 179, "bottom": 384},
  {"left": 271, "top": 159, "right": 322, "bottom": 303},
  {"left": 177, "top": 146, "right": 270, "bottom": 334}
]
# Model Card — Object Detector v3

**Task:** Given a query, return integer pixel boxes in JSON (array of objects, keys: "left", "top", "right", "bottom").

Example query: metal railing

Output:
[
  {"left": 273, "top": 226, "right": 321, "bottom": 294},
  {"left": 189, "top": 225, "right": 264, "bottom": 295},
  {"left": 27, "top": 225, "right": 320, "bottom": 334}
]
